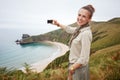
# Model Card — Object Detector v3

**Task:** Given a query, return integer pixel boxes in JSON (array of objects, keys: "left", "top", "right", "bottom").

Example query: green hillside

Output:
[
  {"left": 91, "top": 20, "right": 120, "bottom": 51},
  {"left": 21, "top": 17, "right": 120, "bottom": 80},
  {"left": 24, "top": 18, "right": 120, "bottom": 50},
  {"left": 41, "top": 17, "right": 120, "bottom": 80},
  {"left": 0, "top": 17, "right": 120, "bottom": 80}
]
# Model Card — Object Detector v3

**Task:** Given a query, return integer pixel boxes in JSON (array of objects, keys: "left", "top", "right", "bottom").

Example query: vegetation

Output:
[
  {"left": 0, "top": 17, "right": 120, "bottom": 80},
  {"left": 90, "top": 45, "right": 120, "bottom": 80}
]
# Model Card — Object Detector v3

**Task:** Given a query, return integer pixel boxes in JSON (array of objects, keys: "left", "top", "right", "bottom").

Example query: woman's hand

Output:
[
  {"left": 52, "top": 20, "right": 60, "bottom": 27},
  {"left": 68, "top": 65, "right": 75, "bottom": 80},
  {"left": 69, "top": 65, "right": 75, "bottom": 75},
  {"left": 50, "top": 20, "right": 66, "bottom": 29},
  {"left": 69, "top": 63, "right": 82, "bottom": 75}
]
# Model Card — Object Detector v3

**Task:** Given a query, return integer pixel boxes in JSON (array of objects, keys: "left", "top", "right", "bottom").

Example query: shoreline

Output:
[{"left": 20, "top": 41, "right": 69, "bottom": 73}]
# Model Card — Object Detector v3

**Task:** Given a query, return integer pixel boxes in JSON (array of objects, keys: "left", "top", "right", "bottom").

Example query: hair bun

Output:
[
  {"left": 82, "top": 4, "right": 95, "bottom": 18},
  {"left": 87, "top": 5, "right": 95, "bottom": 13}
]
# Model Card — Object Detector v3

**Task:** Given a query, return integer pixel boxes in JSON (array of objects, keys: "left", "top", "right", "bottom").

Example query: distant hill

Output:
[
  {"left": 22, "top": 17, "right": 120, "bottom": 51},
  {"left": 91, "top": 18, "right": 120, "bottom": 51},
  {"left": 107, "top": 17, "right": 120, "bottom": 23}
]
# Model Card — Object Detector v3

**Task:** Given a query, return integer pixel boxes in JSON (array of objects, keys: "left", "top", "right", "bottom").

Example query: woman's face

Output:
[{"left": 77, "top": 8, "right": 91, "bottom": 26}]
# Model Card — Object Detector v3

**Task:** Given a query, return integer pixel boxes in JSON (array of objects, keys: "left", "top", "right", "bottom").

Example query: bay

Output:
[{"left": 0, "top": 28, "right": 57, "bottom": 69}]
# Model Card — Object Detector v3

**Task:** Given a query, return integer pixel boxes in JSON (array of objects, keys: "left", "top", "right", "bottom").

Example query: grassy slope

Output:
[
  {"left": 41, "top": 17, "right": 120, "bottom": 80},
  {"left": 89, "top": 18, "right": 120, "bottom": 79},
  {"left": 90, "top": 44, "right": 120, "bottom": 80},
  {"left": 91, "top": 21, "right": 120, "bottom": 51}
]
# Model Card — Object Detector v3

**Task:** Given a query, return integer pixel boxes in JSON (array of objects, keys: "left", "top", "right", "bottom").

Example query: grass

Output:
[
  {"left": 91, "top": 23, "right": 120, "bottom": 51},
  {"left": 90, "top": 44, "right": 120, "bottom": 80}
]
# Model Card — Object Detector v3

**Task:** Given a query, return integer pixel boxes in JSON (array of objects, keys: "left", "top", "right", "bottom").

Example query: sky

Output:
[{"left": 0, "top": 0, "right": 120, "bottom": 33}]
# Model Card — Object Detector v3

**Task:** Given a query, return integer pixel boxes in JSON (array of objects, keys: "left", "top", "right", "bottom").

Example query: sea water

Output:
[{"left": 0, "top": 28, "right": 58, "bottom": 69}]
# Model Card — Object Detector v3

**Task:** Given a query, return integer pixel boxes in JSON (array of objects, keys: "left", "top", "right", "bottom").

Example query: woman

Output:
[{"left": 51, "top": 5, "right": 95, "bottom": 80}]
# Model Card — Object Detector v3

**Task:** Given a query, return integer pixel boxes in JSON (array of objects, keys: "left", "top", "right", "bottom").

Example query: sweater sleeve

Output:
[{"left": 64, "top": 26, "right": 76, "bottom": 34}]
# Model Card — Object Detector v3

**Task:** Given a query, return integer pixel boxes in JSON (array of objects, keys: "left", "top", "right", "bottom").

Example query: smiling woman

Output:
[{"left": 50, "top": 4, "right": 95, "bottom": 80}]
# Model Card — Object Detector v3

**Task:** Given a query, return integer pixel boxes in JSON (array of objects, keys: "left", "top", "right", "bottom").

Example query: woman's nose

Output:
[
  {"left": 80, "top": 15, "right": 83, "bottom": 19},
  {"left": 78, "top": 16, "right": 82, "bottom": 21}
]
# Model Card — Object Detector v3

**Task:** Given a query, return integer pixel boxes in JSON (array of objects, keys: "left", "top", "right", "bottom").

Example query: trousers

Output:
[{"left": 68, "top": 63, "right": 89, "bottom": 80}]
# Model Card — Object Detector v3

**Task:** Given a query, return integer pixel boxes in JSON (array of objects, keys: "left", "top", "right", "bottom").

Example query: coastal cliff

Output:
[
  {"left": 16, "top": 34, "right": 34, "bottom": 44},
  {"left": 19, "top": 17, "right": 120, "bottom": 51}
]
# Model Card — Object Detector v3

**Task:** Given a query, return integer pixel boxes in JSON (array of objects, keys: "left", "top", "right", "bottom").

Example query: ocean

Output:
[{"left": 0, "top": 28, "right": 58, "bottom": 69}]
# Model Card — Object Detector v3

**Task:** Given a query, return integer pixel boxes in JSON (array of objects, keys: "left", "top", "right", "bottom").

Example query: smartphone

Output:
[{"left": 47, "top": 20, "right": 53, "bottom": 24}]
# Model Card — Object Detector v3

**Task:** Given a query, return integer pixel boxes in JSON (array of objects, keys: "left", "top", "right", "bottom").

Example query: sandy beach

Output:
[{"left": 20, "top": 41, "right": 69, "bottom": 73}]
